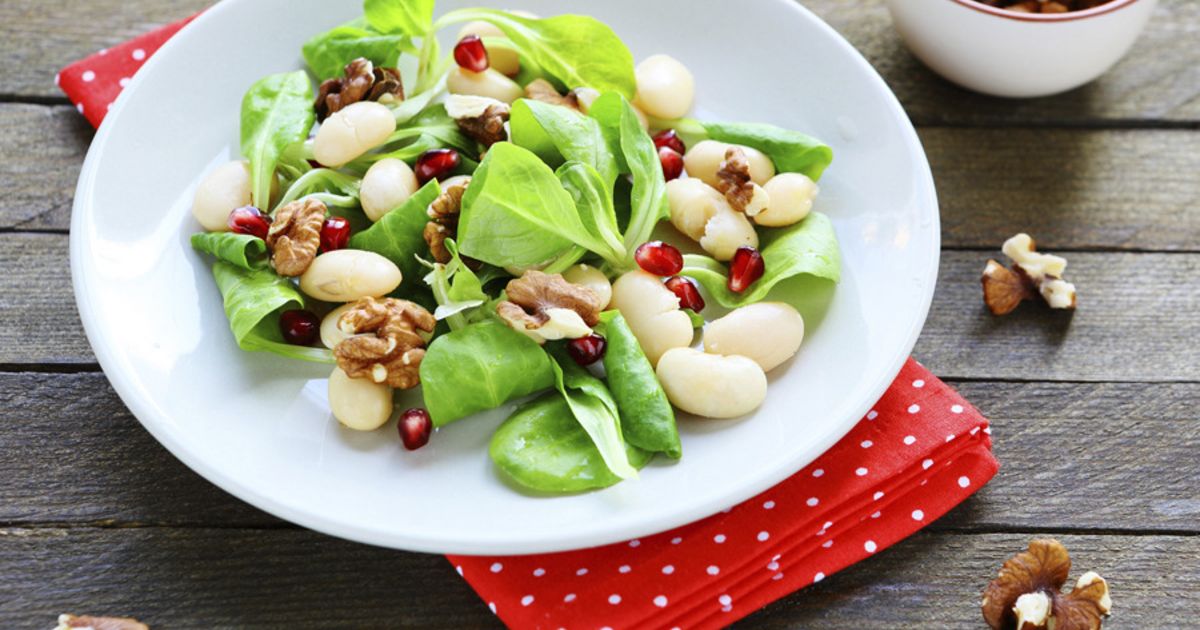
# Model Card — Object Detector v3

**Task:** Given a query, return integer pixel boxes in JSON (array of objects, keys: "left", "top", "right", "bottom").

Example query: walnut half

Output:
[
  {"left": 266, "top": 197, "right": 326, "bottom": 277},
  {"left": 56, "top": 614, "right": 149, "bottom": 630},
  {"left": 716, "top": 147, "right": 769, "bottom": 216},
  {"left": 496, "top": 271, "right": 603, "bottom": 343},
  {"left": 982, "top": 539, "right": 1112, "bottom": 630},
  {"left": 334, "top": 297, "right": 436, "bottom": 389},
  {"left": 314, "top": 58, "right": 405, "bottom": 121},
  {"left": 423, "top": 177, "right": 470, "bottom": 264}
]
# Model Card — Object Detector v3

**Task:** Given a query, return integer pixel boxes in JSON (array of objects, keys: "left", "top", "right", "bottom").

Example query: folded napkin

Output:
[{"left": 61, "top": 19, "right": 998, "bottom": 630}]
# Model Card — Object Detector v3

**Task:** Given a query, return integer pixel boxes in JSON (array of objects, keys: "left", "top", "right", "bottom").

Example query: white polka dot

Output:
[
  {"left": 855, "top": 467, "right": 869, "bottom": 477},
  {"left": 824, "top": 521, "right": 834, "bottom": 529},
  {"left": 563, "top": 593, "right": 576, "bottom": 603},
  {"left": 907, "top": 404, "right": 920, "bottom": 414},
  {"left": 670, "top": 536, "right": 682, "bottom": 545},
  {"left": 812, "top": 468, "right": 825, "bottom": 477},
  {"left": 81, "top": 70, "right": 96, "bottom": 82},
  {"left": 873, "top": 491, "right": 885, "bottom": 500},
  {"left": 946, "top": 434, "right": 956, "bottom": 442},
  {"left": 763, "top": 500, "right": 776, "bottom": 509},
  {"left": 608, "top": 594, "right": 622, "bottom": 605},
  {"left": 865, "top": 540, "right": 877, "bottom": 553},
  {"left": 98, "top": 48, "right": 108, "bottom": 55},
  {"left": 132, "top": 48, "right": 146, "bottom": 60},
  {"left": 912, "top": 379, "right": 925, "bottom": 388},
  {"left": 532, "top": 567, "right": 545, "bottom": 577},
  {"left": 489, "top": 562, "right": 503, "bottom": 573},
  {"left": 488, "top": 602, "right": 497, "bottom": 614},
  {"left": 618, "top": 565, "right": 631, "bottom": 574},
  {"left": 861, "top": 440, "right": 873, "bottom": 448},
  {"left": 105, "top": 102, "right": 112, "bottom": 111},
  {"left": 984, "top": 427, "right": 992, "bottom": 434},
  {"left": 662, "top": 564, "right": 675, "bottom": 575},
  {"left": 455, "top": 565, "right": 463, "bottom": 575},
  {"left": 806, "top": 497, "right": 819, "bottom": 507},
  {"left": 654, "top": 595, "right": 668, "bottom": 608},
  {"left": 720, "top": 507, "right": 732, "bottom": 514},
  {"left": 718, "top": 594, "right": 732, "bottom": 606},
  {"left": 520, "top": 595, "right": 534, "bottom": 606},
  {"left": 970, "top": 426, "right": 981, "bottom": 435},
  {"left": 757, "top": 530, "right": 770, "bottom": 542},
  {"left": 951, "top": 404, "right": 964, "bottom": 414},
  {"left": 628, "top": 539, "right": 641, "bottom": 548},
  {"left": 814, "top": 572, "right": 825, "bottom": 582},
  {"left": 76, "top": 103, "right": 84, "bottom": 114},
  {"left": 773, "top": 572, "right": 785, "bottom": 580},
  {"left": 822, "top": 539, "right": 833, "bottom": 548},
  {"left": 54, "top": 73, "right": 61, "bottom": 86},
  {"left": 576, "top": 567, "right": 588, "bottom": 576},
  {"left": 912, "top": 509, "right": 925, "bottom": 520},
  {"left": 903, "top": 435, "right": 917, "bottom": 445},
  {"left": 767, "top": 561, "right": 780, "bottom": 571},
  {"left": 866, "top": 409, "right": 878, "bottom": 420},
  {"left": 870, "top": 511, "right": 881, "bottom": 519},
  {"left": 707, "top": 565, "right": 720, "bottom": 575},
  {"left": 713, "top": 534, "right": 726, "bottom": 543},
  {"left": 958, "top": 476, "right": 971, "bottom": 488},
  {"left": 922, "top": 459, "right": 934, "bottom": 470},
  {"left": 119, "top": 77, "right": 131, "bottom": 88}
]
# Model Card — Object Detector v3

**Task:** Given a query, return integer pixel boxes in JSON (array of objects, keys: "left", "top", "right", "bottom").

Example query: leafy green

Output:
[
  {"left": 190, "top": 232, "right": 268, "bottom": 271},
  {"left": 490, "top": 395, "right": 652, "bottom": 494},
  {"left": 419, "top": 321, "right": 556, "bottom": 426},
  {"left": 457, "top": 142, "right": 621, "bottom": 269},
  {"left": 556, "top": 162, "right": 625, "bottom": 263},
  {"left": 423, "top": 240, "right": 489, "bottom": 331},
  {"left": 348, "top": 179, "right": 442, "bottom": 283},
  {"left": 597, "top": 311, "right": 681, "bottom": 458},
  {"left": 435, "top": 9, "right": 636, "bottom": 98},
  {"left": 301, "top": 20, "right": 413, "bottom": 80},
  {"left": 240, "top": 71, "right": 315, "bottom": 210},
  {"left": 380, "top": 103, "right": 477, "bottom": 156},
  {"left": 275, "top": 168, "right": 360, "bottom": 211},
  {"left": 672, "top": 118, "right": 833, "bottom": 181},
  {"left": 364, "top": 0, "right": 435, "bottom": 36},
  {"left": 210, "top": 262, "right": 333, "bottom": 363},
  {"left": 509, "top": 99, "right": 618, "bottom": 186},
  {"left": 550, "top": 352, "right": 637, "bottom": 481},
  {"left": 681, "top": 212, "right": 841, "bottom": 307}
]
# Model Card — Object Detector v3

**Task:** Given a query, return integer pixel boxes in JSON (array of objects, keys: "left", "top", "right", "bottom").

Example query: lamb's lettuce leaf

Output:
[
  {"left": 190, "top": 232, "right": 268, "bottom": 271},
  {"left": 419, "top": 321, "right": 556, "bottom": 426},
  {"left": 348, "top": 179, "right": 442, "bottom": 283},
  {"left": 681, "top": 212, "right": 841, "bottom": 307},
  {"left": 423, "top": 240, "right": 489, "bottom": 330},
  {"left": 301, "top": 19, "right": 414, "bottom": 80},
  {"left": 556, "top": 162, "right": 625, "bottom": 263},
  {"left": 549, "top": 352, "right": 637, "bottom": 481},
  {"left": 240, "top": 71, "right": 315, "bottom": 211},
  {"left": 670, "top": 118, "right": 833, "bottom": 181},
  {"left": 490, "top": 394, "right": 652, "bottom": 494},
  {"left": 380, "top": 104, "right": 476, "bottom": 157},
  {"left": 364, "top": 0, "right": 436, "bottom": 36},
  {"left": 597, "top": 311, "right": 680, "bottom": 458},
  {"left": 210, "top": 262, "right": 333, "bottom": 363},
  {"left": 510, "top": 99, "right": 618, "bottom": 187}
]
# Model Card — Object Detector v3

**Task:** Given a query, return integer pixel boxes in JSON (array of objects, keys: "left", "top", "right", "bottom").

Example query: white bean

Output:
[
  {"left": 757, "top": 173, "right": 817, "bottom": 227},
  {"left": 447, "top": 67, "right": 524, "bottom": 103},
  {"left": 320, "top": 303, "right": 355, "bottom": 349},
  {"left": 655, "top": 348, "right": 767, "bottom": 418},
  {"left": 683, "top": 140, "right": 775, "bottom": 188},
  {"left": 609, "top": 270, "right": 693, "bottom": 366},
  {"left": 192, "top": 160, "right": 251, "bottom": 231},
  {"left": 699, "top": 203, "right": 758, "bottom": 261},
  {"left": 360, "top": 158, "right": 419, "bottom": 222},
  {"left": 633, "top": 54, "right": 695, "bottom": 120},
  {"left": 666, "top": 178, "right": 726, "bottom": 241},
  {"left": 313, "top": 101, "right": 397, "bottom": 168},
  {"left": 328, "top": 366, "right": 393, "bottom": 431},
  {"left": 300, "top": 249, "right": 403, "bottom": 302},
  {"left": 562, "top": 264, "right": 612, "bottom": 309},
  {"left": 704, "top": 302, "right": 804, "bottom": 371}
]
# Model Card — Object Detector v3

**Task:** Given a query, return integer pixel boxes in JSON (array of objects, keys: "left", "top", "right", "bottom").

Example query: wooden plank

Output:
[
  {"left": 0, "top": 104, "right": 93, "bottom": 231},
  {"left": 2, "top": 373, "right": 1196, "bottom": 533},
  {"left": 0, "top": 528, "right": 1193, "bottom": 628},
  {"left": 808, "top": 0, "right": 1200, "bottom": 125},
  {"left": 6, "top": 231, "right": 1196, "bottom": 380}
]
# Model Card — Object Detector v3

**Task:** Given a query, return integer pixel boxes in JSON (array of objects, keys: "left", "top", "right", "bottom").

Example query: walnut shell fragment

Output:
[
  {"left": 496, "top": 270, "right": 603, "bottom": 343},
  {"left": 266, "top": 197, "right": 326, "bottom": 277},
  {"left": 982, "top": 539, "right": 1112, "bottom": 630},
  {"left": 334, "top": 297, "right": 436, "bottom": 389},
  {"left": 315, "top": 58, "right": 405, "bottom": 121}
]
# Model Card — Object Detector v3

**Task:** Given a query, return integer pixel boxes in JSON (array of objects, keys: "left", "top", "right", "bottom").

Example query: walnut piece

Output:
[
  {"left": 715, "top": 147, "right": 769, "bottom": 216},
  {"left": 266, "top": 198, "right": 326, "bottom": 277},
  {"left": 982, "top": 259, "right": 1035, "bottom": 315},
  {"left": 982, "top": 233, "right": 1076, "bottom": 315},
  {"left": 314, "top": 58, "right": 405, "bottom": 121},
  {"left": 423, "top": 177, "right": 471, "bottom": 264},
  {"left": 496, "top": 270, "right": 603, "bottom": 343},
  {"left": 334, "top": 297, "right": 435, "bottom": 389},
  {"left": 445, "top": 94, "right": 511, "bottom": 147},
  {"left": 56, "top": 614, "right": 149, "bottom": 630},
  {"left": 524, "top": 78, "right": 581, "bottom": 111},
  {"left": 982, "top": 539, "right": 1112, "bottom": 630},
  {"left": 980, "top": 0, "right": 1111, "bottom": 13}
]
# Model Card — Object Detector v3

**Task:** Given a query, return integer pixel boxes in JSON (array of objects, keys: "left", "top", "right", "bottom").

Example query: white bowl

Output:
[
  {"left": 71, "top": 0, "right": 939, "bottom": 554},
  {"left": 884, "top": 0, "right": 1157, "bottom": 97}
]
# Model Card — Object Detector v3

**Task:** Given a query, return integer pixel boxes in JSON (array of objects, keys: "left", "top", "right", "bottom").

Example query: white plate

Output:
[{"left": 71, "top": 0, "right": 938, "bottom": 554}]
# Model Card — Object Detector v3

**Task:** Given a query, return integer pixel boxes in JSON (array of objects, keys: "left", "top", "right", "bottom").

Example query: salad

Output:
[{"left": 189, "top": 0, "right": 841, "bottom": 495}]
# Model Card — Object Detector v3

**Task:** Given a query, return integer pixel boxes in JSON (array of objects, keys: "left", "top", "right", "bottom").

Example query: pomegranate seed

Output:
[
  {"left": 320, "top": 216, "right": 351, "bottom": 252},
  {"left": 453, "top": 35, "right": 489, "bottom": 73},
  {"left": 634, "top": 241, "right": 684, "bottom": 276},
  {"left": 652, "top": 129, "right": 686, "bottom": 154},
  {"left": 227, "top": 206, "right": 271, "bottom": 240},
  {"left": 658, "top": 147, "right": 684, "bottom": 181},
  {"left": 278, "top": 309, "right": 320, "bottom": 346},
  {"left": 415, "top": 148, "right": 461, "bottom": 184},
  {"left": 727, "top": 246, "right": 765, "bottom": 294},
  {"left": 567, "top": 334, "right": 607, "bottom": 366},
  {"left": 399, "top": 408, "right": 433, "bottom": 450},
  {"left": 665, "top": 276, "right": 705, "bottom": 312}
]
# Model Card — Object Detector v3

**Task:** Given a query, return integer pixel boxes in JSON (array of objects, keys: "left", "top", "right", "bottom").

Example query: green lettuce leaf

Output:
[
  {"left": 210, "top": 262, "right": 333, "bottom": 363},
  {"left": 598, "top": 311, "right": 681, "bottom": 458},
  {"left": 190, "top": 232, "right": 268, "bottom": 270},
  {"left": 509, "top": 99, "right": 618, "bottom": 186},
  {"left": 301, "top": 20, "right": 413, "bottom": 80},
  {"left": 423, "top": 239, "right": 489, "bottom": 331},
  {"left": 348, "top": 179, "right": 442, "bottom": 283},
  {"left": 240, "top": 71, "right": 315, "bottom": 210},
  {"left": 556, "top": 161, "right": 625, "bottom": 264},
  {"left": 550, "top": 352, "right": 637, "bottom": 481},
  {"left": 364, "top": 0, "right": 435, "bottom": 36},
  {"left": 673, "top": 118, "right": 833, "bottom": 181}
]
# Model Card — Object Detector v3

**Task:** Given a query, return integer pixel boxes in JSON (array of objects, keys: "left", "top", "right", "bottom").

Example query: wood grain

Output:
[
  {"left": 0, "top": 234, "right": 93, "bottom": 365},
  {"left": 0, "top": 528, "right": 1192, "bottom": 628},
  {"left": 0, "top": 104, "right": 93, "bottom": 231}
]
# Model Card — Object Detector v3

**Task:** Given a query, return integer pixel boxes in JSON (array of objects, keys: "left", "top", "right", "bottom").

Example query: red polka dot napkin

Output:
[{"left": 61, "top": 20, "right": 998, "bottom": 630}]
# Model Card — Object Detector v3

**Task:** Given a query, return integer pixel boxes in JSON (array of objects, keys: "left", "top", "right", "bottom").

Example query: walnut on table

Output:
[
  {"left": 265, "top": 197, "right": 326, "bottom": 277},
  {"left": 333, "top": 297, "right": 436, "bottom": 389},
  {"left": 982, "top": 539, "right": 1112, "bottom": 630},
  {"left": 314, "top": 57, "right": 405, "bottom": 121},
  {"left": 981, "top": 233, "right": 1077, "bottom": 315},
  {"left": 496, "top": 270, "right": 603, "bottom": 343},
  {"left": 56, "top": 614, "right": 149, "bottom": 630}
]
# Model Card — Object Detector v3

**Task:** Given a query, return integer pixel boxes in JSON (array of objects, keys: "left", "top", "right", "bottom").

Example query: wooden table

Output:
[{"left": 2, "top": 0, "right": 1197, "bottom": 626}]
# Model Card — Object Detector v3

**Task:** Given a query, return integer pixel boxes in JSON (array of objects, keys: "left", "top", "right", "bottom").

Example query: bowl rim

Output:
[{"left": 947, "top": 0, "right": 1141, "bottom": 22}]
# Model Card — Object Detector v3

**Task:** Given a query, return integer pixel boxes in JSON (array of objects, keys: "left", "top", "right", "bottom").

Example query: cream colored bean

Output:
[
  {"left": 704, "top": 302, "right": 804, "bottom": 371},
  {"left": 360, "top": 158, "right": 419, "bottom": 222},
  {"left": 609, "top": 270, "right": 693, "bottom": 365},
  {"left": 328, "top": 367, "right": 393, "bottom": 431},
  {"left": 313, "top": 102, "right": 396, "bottom": 168},
  {"left": 320, "top": 303, "right": 355, "bottom": 349},
  {"left": 456, "top": 10, "right": 536, "bottom": 76},
  {"left": 699, "top": 203, "right": 758, "bottom": 261},
  {"left": 665, "top": 178, "right": 757, "bottom": 260},
  {"left": 447, "top": 67, "right": 524, "bottom": 103},
  {"left": 757, "top": 173, "right": 817, "bottom": 227},
  {"left": 633, "top": 54, "right": 695, "bottom": 120},
  {"left": 562, "top": 264, "right": 612, "bottom": 309},
  {"left": 300, "top": 250, "right": 403, "bottom": 302},
  {"left": 191, "top": 160, "right": 252, "bottom": 231},
  {"left": 683, "top": 140, "right": 775, "bottom": 188},
  {"left": 655, "top": 348, "right": 767, "bottom": 419}
]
